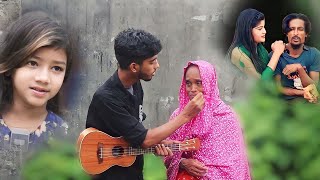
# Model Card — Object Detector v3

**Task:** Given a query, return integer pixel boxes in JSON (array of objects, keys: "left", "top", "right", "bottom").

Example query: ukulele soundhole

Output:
[
  {"left": 97, "top": 143, "right": 103, "bottom": 164},
  {"left": 112, "top": 146, "right": 124, "bottom": 157}
]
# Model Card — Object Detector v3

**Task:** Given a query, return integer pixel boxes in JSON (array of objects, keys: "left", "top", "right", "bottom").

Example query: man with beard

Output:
[
  {"left": 273, "top": 13, "right": 320, "bottom": 102},
  {"left": 85, "top": 28, "right": 204, "bottom": 180}
]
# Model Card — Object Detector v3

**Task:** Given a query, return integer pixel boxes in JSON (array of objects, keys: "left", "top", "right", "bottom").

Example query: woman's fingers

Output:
[{"left": 182, "top": 159, "right": 208, "bottom": 177}]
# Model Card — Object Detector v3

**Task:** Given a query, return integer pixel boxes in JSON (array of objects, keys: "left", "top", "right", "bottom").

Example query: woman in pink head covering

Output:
[{"left": 164, "top": 60, "right": 251, "bottom": 180}]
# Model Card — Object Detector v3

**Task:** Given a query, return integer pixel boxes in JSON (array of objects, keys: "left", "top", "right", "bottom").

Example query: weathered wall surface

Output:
[
  {"left": 0, "top": 0, "right": 20, "bottom": 39},
  {"left": 18, "top": 0, "right": 238, "bottom": 137},
  {"left": 0, "top": 1, "right": 21, "bottom": 178}
]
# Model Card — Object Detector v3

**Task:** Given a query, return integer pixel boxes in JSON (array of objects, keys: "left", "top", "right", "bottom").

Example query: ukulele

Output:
[{"left": 77, "top": 128, "right": 200, "bottom": 175}]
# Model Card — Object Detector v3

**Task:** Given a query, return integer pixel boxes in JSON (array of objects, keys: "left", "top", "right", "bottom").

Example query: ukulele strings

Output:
[{"left": 97, "top": 144, "right": 191, "bottom": 157}]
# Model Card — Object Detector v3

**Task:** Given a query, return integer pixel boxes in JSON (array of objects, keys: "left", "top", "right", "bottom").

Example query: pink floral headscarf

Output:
[{"left": 164, "top": 60, "right": 251, "bottom": 180}]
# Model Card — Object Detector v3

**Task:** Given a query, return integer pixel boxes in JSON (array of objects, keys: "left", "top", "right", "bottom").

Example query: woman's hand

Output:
[
  {"left": 180, "top": 158, "right": 208, "bottom": 177},
  {"left": 271, "top": 40, "right": 285, "bottom": 53},
  {"left": 268, "top": 40, "right": 286, "bottom": 71}
]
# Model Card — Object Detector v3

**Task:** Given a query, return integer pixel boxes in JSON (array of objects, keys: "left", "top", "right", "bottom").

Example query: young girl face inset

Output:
[
  {"left": 185, "top": 65, "right": 203, "bottom": 100},
  {"left": 12, "top": 47, "right": 67, "bottom": 108},
  {"left": 252, "top": 19, "right": 266, "bottom": 44}
]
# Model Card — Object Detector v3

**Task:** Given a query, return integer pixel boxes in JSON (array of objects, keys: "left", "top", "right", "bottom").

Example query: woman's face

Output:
[
  {"left": 185, "top": 65, "right": 203, "bottom": 100},
  {"left": 252, "top": 19, "right": 266, "bottom": 44}
]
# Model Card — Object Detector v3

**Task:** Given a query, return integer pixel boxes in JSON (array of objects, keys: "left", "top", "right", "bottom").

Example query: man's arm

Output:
[
  {"left": 298, "top": 66, "right": 316, "bottom": 87},
  {"left": 309, "top": 71, "right": 319, "bottom": 85},
  {"left": 275, "top": 74, "right": 304, "bottom": 96},
  {"left": 282, "top": 64, "right": 315, "bottom": 87},
  {"left": 141, "top": 93, "right": 204, "bottom": 148},
  {"left": 309, "top": 48, "right": 320, "bottom": 85},
  {"left": 88, "top": 92, "right": 204, "bottom": 149}
]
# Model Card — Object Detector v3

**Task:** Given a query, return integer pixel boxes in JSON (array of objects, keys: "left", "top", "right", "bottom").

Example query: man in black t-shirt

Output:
[{"left": 86, "top": 28, "right": 204, "bottom": 180}]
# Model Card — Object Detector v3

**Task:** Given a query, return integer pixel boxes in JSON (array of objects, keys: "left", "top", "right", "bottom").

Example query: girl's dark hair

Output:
[
  {"left": 227, "top": 8, "right": 266, "bottom": 74},
  {"left": 0, "top": 12, "right": 72, "bottom": 114}
]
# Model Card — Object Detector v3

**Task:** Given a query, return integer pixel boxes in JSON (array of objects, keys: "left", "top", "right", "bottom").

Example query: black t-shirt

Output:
[{"left": 86, "top": 71, "right": 148, "bottom": 180}]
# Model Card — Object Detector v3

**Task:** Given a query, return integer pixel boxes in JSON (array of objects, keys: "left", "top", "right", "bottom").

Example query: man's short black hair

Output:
[
  {"left": 282, "top": 13, "right": 311, "bottom": 35},
  {"left": 114, "top": 28, "right": 162, "bottom": 69}
]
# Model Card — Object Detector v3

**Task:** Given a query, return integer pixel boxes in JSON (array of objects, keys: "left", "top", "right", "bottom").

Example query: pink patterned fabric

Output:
[{"left": 164, "top": 60, "right": 251, "bottom": 180}]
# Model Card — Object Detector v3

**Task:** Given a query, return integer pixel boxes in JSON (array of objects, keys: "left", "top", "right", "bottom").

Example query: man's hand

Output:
[
  {"left": 180, "top": 158, "right": 208, "bottom": 177},
  {"left": 303, "top": 84, "right": 319, "bottom": 103},
  {"left": 154, "top": 140, "right": 180, "bottom": 156},
  {"left": 282, "top": 63, "right": 303, "bottom": 75},
  {"left": 181, "top": 93, "right": 205, "bottom": 119}
]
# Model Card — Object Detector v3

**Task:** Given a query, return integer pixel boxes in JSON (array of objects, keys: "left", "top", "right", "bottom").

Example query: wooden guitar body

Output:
[
  {"left": 77, "top": 128, "right": 136, "bottom": 174},
  {"left": 77, "top": 128, "right": 200, "bottom": 175}
]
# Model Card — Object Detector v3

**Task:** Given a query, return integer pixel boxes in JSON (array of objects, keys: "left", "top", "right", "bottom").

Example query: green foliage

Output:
[
  {"left": 21, "top": 141, "right": 167, "bottom": 180},
  {"left": 143, "top": 154, "right": 167, "bottom": 180},
  {"left": 22, "top": 140, "right": 90, "bottom": 180},
  {"left": 235, "top": 82, "right": 320, "bottom": 180}
]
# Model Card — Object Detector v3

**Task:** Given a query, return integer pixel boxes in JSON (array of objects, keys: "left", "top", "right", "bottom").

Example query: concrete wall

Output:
[
  {"left": 0, "top": 1, "right": 21, "bottom": 178},
  {"left": 18, "top": 0, "right": 239, "bottom": 137},
  {"left": 0, "top": 0, "right": 20, "bottom": 39}
]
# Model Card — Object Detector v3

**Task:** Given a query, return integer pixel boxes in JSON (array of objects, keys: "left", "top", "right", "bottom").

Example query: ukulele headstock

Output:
[{"left": 180, "top": 138, "right": 200, "bottom": 151}]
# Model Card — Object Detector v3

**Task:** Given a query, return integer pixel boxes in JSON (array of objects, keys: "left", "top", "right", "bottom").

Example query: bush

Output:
[
  {"left": 22, "top": 140, "right": 90, "bottom": 180},
  {"left": 143, "top": 154, "right": 167, "bottom": 180},
  {"left": 235, "top": 82, "right": 320, "bottom": 180}
]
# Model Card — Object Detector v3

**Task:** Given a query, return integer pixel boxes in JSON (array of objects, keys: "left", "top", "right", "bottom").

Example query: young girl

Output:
[
  {"left": 227, "top": 8, "right": 285, "bottom": 80},
  {"left": 0, "top": 12, "right": 72, "bottom": 150}
]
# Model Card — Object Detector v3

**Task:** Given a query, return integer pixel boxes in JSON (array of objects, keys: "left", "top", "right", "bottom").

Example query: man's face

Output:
[
  {"left": 138, "top": 55, "right": 160, "bottom": 81},
  {"left": 287, "top": 18, "right": 307, "bottom": 49}
]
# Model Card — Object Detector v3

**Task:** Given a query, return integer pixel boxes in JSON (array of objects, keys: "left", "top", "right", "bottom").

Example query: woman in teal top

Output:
[{"left": 227, "top": 8, "right": 285, "bottom": 80}]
